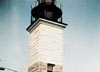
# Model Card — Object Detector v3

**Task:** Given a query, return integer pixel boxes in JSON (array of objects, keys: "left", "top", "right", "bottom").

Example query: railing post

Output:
[{"left": 31, "top": 5, "right": 32, "bottom": 24}]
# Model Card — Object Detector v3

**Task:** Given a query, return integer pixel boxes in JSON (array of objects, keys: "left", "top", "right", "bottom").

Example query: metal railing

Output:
[
  {"left": 31, "top": 0, "right": 62, "bottom": 9},
  {"left": 30, "top": 0, "right": 63, "bottom": 23}
]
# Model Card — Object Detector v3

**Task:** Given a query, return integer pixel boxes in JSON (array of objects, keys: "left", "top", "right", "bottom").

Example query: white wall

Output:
[{"left": 29, "top": 21, "right": 64, "bottom": 66}]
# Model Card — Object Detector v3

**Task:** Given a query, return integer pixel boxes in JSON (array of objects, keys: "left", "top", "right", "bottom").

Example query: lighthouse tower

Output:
[{"left": 27, "top": 0, "right": 67, "bottom": 72}]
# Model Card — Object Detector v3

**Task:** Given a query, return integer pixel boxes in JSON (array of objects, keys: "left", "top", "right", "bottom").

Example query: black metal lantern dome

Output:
[{"left": 31, "top": 0, "right": 62, "bottom": 24}]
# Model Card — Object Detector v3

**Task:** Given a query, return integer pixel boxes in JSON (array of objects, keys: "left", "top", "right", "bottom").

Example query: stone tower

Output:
[{"left": 27, "top": 0, "right": 67, "bottom": 72}]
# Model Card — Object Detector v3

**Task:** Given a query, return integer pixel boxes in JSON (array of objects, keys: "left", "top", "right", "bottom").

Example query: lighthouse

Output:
[{"left": 27, "top": 0, "right": 67, "bottom": 72}]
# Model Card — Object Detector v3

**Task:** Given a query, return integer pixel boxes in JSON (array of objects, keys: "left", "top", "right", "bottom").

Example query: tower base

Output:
[{"left": 28, "top": 62, "right": 63, "bottom": 72}]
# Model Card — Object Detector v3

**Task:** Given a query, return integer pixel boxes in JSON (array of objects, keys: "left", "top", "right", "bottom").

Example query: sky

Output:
[{"left": 0, "top": 0, "right": 100, "bottom": 72}]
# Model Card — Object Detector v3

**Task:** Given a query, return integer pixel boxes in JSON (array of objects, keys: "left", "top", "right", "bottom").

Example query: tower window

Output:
[
  {"left": 48, "top": 71, "right": 52, "bottom": 72},
  {"left": 47, "top": 63, "right": 55, "bottom": 72},
  {"left": 45, "top": 0, "right": 52, "bottom": 3},
  {"left": 39, "top": 0, "right": 45, "bottom": 3},
  {"left": 44, "top": 11, "right": 53, "bottom": 19}
]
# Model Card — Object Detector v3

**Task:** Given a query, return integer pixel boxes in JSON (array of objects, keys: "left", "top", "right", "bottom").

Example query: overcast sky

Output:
[{"left": 0, "top": 0, "right": 100, "bottom": 72}]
